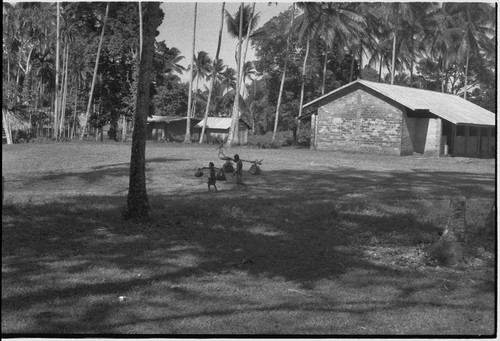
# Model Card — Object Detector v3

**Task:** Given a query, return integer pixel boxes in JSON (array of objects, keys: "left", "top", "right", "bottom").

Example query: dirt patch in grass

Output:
[{"left": 2, "top": 141, "right": 496, "bottom": 335}]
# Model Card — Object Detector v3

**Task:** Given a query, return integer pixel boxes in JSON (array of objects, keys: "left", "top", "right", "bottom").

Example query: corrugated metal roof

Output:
[
  {"left": 195, "top": 117, "right": 232, "bottom": 129},
  {"left": 195, "top": 117, "right": 251, "bottom": 130},
  {"left": 147, "top": 115, "right": 186, "bottom": 123},
  {"left": 303, "top": 80, "right": 496, "bottom": 126}
]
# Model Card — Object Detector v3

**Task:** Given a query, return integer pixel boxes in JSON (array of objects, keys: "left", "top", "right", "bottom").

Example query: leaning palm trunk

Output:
[
  {"left": 463, "top": 46, "right": 470, "bottom": 99},
  {"left": 321, "top": 48, "right": 328, "bottom": 95},
  {"left": 391, "top": 31, "right": 396, "bottom": 84},
  {"left": 59, "top": 44, "right": 70, "bottom": 138},
  {"left": 272, "top": 3, "right": 295, "bottom": 142},
  {"left": 296, "top": 37, "right": 310, "bottom": 144},
  {"left": 227, "top": 2, "right": 244, "bottom": 146},
  {"left": 200, "top": 2, "right": 225, "bottom": 144},
  {"left": 184, "top": 3, "right": 198, "bottom": 143},
  {"left": 80, "top": 2, "right": 109, "bottom": 140},
  {"left": 71, "top": 81, "right": 78, "bottom": 138},
  {"left": 54, "top": 2, "right": 60, "bottom": 140},
  {"left": 2, "top": 108, "right": 13, "bottom": 145},
  {"left": 239, "top": 3, "right": 256, "bottom": 91}
]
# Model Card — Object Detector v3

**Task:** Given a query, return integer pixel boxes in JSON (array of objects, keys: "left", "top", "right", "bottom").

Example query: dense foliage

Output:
[{"left": 2, "top": 2, "right": 496, "bottom": 143}]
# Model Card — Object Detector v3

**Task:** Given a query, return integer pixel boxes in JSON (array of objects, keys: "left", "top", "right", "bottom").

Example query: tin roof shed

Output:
[{"left": 195, "top": 117, "right": 251, "bottom": 130}]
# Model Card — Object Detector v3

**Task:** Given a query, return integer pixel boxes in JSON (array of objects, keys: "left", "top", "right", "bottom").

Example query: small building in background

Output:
[
  {"left": 299, "top": 80, "right": 496, "bottom": 158},
  {"left": 195, "top": 117, "right": 251, "bottom": 144},
  {"left": 147, "top": 115, "right": 201, "bottom": 142}
]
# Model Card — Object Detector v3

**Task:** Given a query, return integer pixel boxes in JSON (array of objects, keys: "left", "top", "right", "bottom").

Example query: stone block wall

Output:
[
  {"left": 405, "top": 117, "right": 442, "bottom": 156},
  {"left": 316, "top": 89, "right": 404, "bottom": 155}
]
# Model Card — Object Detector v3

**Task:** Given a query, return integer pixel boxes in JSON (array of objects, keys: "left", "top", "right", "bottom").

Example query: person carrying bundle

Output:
[{"left": 228, "top": 154, "right": 248, "bottom": 190}]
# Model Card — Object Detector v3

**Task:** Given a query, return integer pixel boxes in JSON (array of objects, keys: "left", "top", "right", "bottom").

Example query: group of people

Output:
[{"left": 199, "top": 154, "right": 247, "bottom": 192}]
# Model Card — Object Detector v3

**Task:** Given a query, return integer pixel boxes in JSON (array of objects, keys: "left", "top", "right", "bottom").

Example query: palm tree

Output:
[
  {"left": 239, "top": 60, "right": 258, "bottom": 99},
  {"left": 227, "top": 2, "right": 244, "bottom": 146},
  {"left": 446, "top": 3, "right": 495, "bottom": 99},
  {"left": 190, "top": 51, "right": 212, "bottom": 119},
  {"left": 272, "top": 3, "right": 295, "bottom": 142},
  {"left": 243, "top": 77, "right": 267, "bottom": 133},
  {"left": 383, "top": 3, "right": 407, "bottom": 84},
  {"left": 423, "top": 5, "right": 462, "bottom": 93},
  {"left": 384, "top": 3, "right": 430, "bottom": 85},
  {"left": 127, "top": 2, "right": 164, "bottom": 220},
  {"left": 184, "top": 2, "right": 197, "bottom": 143},
  {"left": 225, "top": 3, "right": 260, "bottom": 146},
  {"left": 295, "top": 2, "right": 366, "bottom": 142},
  {"left": 225, "top": 3, "right": 261, "bottom": 78},
  {"left": 199, "top": 3, "right": 226, "bottom": 144},
  {"left": 79, "top": 2, "right": 109, "bottom": 139},
  {"left": 219, "top": 67, "right": 237, "bottom": 95}
]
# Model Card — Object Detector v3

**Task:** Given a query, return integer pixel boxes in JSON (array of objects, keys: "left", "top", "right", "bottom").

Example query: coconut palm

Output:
[
  {"left": 295, "top": 2, "right": 366, "bottom": 141},
  {"left": 199, "top": 2, "right": 226, "bottom": 145},
  {"left": 79, "top": 2, "right": 110, "bottom": 139},
  {"left": 190, "top": 51, "right": 212, "bottom": 119},
  {"left": 383, "top": 3, "right": 432, "bottom": 85},
  {"left": 225, "top": 3, "right": 261, "bottom": 72},
  {"left": 242, "top": 77, "right": 267, "bottom": 133},
  {"left": 445, "top": 3, "right": 495, "bottom": 99},
  {"left": 423, "top": 5, "right": 462, "bottom": 93},
  {"left": 127, "top": 2, "right": 163, "bottom": 220},
  {"left": 226, "top": 2, "right": 245, "bottom": 146},
  {"left": 272, "top": 3, "right": 295, "bottom": 142},
  {"left": 184, "top": 2, "right": 197, "bottom": 143},
  {"left": 219, "top": 67, "right": 237, "bottom": 95}
]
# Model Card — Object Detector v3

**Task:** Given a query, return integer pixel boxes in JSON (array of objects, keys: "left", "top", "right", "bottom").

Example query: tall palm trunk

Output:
[
  {"left": 359, "top": 45, "right": 363, "bottom": 79},
  {"left": 199, "top": 4, "right": 225, "bottom": 144},
  {"left": 391, "top": 30, "right": 396, "bottom": 84},
  {"left": 227, "top": 2, "right": 244, "bottom": 146},
  {"left": 378, "top": 56, "right": 383, "bottom": 82},
  {"left": 59, "top": 44, "right": 69, "bottom": 138},
  {"left": 80, "top": 2, "right": 109, "bottom": 140},
  {"left": 272, "top": 3, "right": 295, "bottom": 142},
  {"left": 349, "top": 53, "right": 355, "bottom": 82},
  {"left": 71, "top": 81, "right": 78, "bottom": 138},
  {"left": 463, "top": 46, "right": 470, "bottom": 99},
  {"left": 138, "top": 1, "right": 143, "bottom": 59},
  {"left": 184, "top": 2, "right": 197, "bottom": 143},
  {"left": 127, "top": 1, "right": 163, "bottom": 220},
  {"left": 239, "top": 3, "right": 256, "bottom": 91},
  {"left": 190, "top": 76, "right": 200, "bottom": 119},
  {"left": 321, "top": 48, "right": 328, "bottom": 95},
  {"left": 2, "top": 108, "right": 13, "bottom": 145},
  {"left": 54, "top": 2, "right": 60, "bottom": 139},
  {"left": 296, "top": 37, "right": 310, "bottom": 144}
]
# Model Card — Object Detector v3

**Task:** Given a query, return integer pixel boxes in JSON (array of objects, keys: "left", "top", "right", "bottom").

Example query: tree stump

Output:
[
  {"left": 426, "top": 196, "right": 467, "bottom": 266},
  {"left": 484, "top": 199, "right": 496, "bottom": 237}
]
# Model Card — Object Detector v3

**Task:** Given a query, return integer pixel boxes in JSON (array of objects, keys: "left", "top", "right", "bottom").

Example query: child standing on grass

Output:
[{"left": 200, "top": 162, "right": 220, "bottom": 192}]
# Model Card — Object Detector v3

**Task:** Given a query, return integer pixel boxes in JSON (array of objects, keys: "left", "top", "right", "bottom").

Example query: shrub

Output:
[
  {"left": 247, "top": 131, "right": 293, "bottom": 149},
  {"left": 206, "top": 135, "right": 225, "bottom": 145}
]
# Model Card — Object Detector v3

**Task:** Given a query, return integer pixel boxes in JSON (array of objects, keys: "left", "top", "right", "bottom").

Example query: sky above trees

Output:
[{"left": 158, "top": 2, "right": 291, "bottom": 82}]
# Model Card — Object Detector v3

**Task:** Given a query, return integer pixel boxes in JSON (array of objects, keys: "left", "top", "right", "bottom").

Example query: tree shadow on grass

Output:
[{"left": 1, "top": 166, "right": 496, "bottom": 334}]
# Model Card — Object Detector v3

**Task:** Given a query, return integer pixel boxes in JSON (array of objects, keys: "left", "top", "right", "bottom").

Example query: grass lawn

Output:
[{"left": 2, "top": 140, "right": 496, "bottom": 335}]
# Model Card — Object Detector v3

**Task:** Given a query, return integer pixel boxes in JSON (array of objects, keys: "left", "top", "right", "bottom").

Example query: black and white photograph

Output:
[{"left": 2, "top": 1, "right": 497, "bottom": 336}]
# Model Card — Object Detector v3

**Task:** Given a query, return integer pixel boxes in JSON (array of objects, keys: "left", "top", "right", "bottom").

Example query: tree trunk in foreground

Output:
[{"left": 127, "top": 2, "right": 163, "bottom": 220}]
